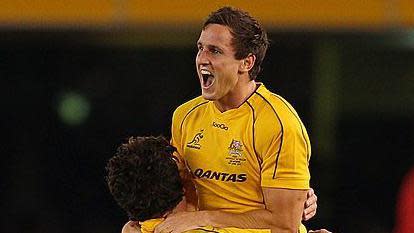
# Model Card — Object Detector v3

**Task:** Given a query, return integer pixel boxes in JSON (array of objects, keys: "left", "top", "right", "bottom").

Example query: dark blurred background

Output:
[{"left": 1, "top": 1, "right": 413, "bottom": 233}]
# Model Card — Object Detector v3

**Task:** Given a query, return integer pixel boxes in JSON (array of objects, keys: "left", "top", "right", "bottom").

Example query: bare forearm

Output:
[
  {"left": 201, "top": 209, "right": 300, "bottom": 233},
  {"left": 199, "top": 189, "right": 307, "bottom": 233}
]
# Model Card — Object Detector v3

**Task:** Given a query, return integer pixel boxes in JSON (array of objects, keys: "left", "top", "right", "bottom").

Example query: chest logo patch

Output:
[
  {"left": 226, "top": 139, "right": 246, "bottom": 166},
  {"left": 229, "top": 139, "right": 243, "bottom": 156},
  {"left": 186, "top": 129, "right": 204, "bottom": 149}
]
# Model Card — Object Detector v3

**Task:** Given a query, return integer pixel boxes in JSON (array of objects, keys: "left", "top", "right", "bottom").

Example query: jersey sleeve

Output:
[
  {"left": 256, "top": 104, "right": 310, "bottom": 190},
  {"left": 171, "top": 108, "right": 184, "bottom": 160}
]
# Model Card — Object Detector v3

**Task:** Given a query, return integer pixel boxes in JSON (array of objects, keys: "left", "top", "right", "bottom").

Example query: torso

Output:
[{"left": 171, "top": 84, "right": 311, "bottom": 213}]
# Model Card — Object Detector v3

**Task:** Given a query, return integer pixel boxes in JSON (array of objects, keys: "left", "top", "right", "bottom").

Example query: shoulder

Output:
[
  {"left": 253, "top": 87, "right": 299, "bottom": 128},
  {"left": 252, "top": 86, "right": 304, "bottom": 140},
  {"left": 172, "top": 96, "right": 209, "bottom": 124}
]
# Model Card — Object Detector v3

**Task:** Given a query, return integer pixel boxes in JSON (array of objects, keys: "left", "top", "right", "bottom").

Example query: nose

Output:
[{"left": 196, "top": 50, "right": 210, "bottom": 65}]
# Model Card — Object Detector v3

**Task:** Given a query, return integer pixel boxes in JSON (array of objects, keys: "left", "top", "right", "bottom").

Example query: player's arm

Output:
[
  {"left": 204, "top": 187, "right": 307, "bottom": 232},
  {"left": 154, "top": 187, "right": 307, "bottom": 233}
]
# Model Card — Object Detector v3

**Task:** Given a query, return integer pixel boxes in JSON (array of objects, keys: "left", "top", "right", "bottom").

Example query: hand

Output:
[
  {"left": 309, "top": 229, "right": 332, "bottom": 233},
  {"left": 122, "top": 221, "right": 140, "bottom": 233},
  {"left": 155, "top": 211, "right": 203, "bottom": 233},
  {"left": 303, "top": 188, "right": 317, "bottom": 221}
]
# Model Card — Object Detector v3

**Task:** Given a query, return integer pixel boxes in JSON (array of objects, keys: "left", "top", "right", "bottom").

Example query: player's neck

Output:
[{"left": 214, "top": 79, "right": 257, "bottom": 112}]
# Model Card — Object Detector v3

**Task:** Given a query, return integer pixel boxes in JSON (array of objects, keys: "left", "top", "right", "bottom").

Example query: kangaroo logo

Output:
[{"left": 186, "top": 129, "right": 204, "bottom": 149}]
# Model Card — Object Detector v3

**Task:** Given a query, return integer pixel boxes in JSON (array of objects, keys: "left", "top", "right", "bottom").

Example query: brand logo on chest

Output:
[{"left": 212, "top": 121, "right": 228, "bottom": 130}]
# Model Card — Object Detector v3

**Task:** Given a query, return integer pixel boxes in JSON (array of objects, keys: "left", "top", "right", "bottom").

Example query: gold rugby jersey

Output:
[
  {"left": 140, "top": 218, "right": 271, "bottom": 233},
  {"left": 171, "top": 83, "right": 311, "bottom": 214}
]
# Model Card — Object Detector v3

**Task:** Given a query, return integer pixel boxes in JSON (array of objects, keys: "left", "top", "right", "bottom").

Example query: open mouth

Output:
[{"left": 200, "top": 69, "right": 215, "bottom": 88}]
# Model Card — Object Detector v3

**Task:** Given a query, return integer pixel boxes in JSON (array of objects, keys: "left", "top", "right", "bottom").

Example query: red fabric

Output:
[{"left": 394, "top": 167, "right": 414, "bottom": 233}]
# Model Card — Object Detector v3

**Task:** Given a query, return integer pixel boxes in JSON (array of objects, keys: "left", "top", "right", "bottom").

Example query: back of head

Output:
[
  {"left": 106, "top": 136, "right": 183, "bottom": 221},
  {"left": 203, "top": 6, "right": 270, "bottom": 80}
]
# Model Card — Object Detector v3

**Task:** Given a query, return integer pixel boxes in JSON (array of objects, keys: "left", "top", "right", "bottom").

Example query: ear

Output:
[{"left": 239, "top": 53, "right": 256, "bottom": 73}]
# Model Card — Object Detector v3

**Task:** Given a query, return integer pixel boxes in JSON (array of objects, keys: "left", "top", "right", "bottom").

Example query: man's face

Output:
[{"left": 196, "top": 24, "right": 243, "bottom": 101}]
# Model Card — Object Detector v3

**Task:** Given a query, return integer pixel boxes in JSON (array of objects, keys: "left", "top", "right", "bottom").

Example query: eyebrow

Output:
[
  {"left": 197, "top": 42, "right": 223, "bottom": 52},
  {"left": 209, "top": 45, "right": 222, "bottom": 51}
]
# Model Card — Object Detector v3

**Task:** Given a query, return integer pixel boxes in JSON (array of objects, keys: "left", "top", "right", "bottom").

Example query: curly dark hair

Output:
[
  {"left": 203, "top": 6, "right": 270, "bottom": 80},
  {"left": 106, "top": 136, "right": 184, "bottom": 221}
]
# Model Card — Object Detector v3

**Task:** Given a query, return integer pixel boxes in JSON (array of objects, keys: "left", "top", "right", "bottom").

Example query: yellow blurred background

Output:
[
  {"left": 1, "top": 0, "right": 414, "bottom": 29},
  {"left": 1, "top": 2, "right": 413, "bottom": 233}
]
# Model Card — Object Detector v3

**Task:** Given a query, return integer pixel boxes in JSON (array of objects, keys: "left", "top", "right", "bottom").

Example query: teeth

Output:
[{"left": 200, "top": 69, "right": 212, "bottom": 75}]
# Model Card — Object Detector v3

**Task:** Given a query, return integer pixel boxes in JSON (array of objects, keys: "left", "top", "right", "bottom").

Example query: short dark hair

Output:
[
  {"left": 203, "top": 6, "right": 269, "bottom": 80},
  {"left": 106, "top": 136, "right": 183, "bottom": 221}
]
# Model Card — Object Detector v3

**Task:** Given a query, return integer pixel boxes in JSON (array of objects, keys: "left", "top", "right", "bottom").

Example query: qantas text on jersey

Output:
[{"left": 193, "top": 168, "right": 247, "bottom": 182}]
